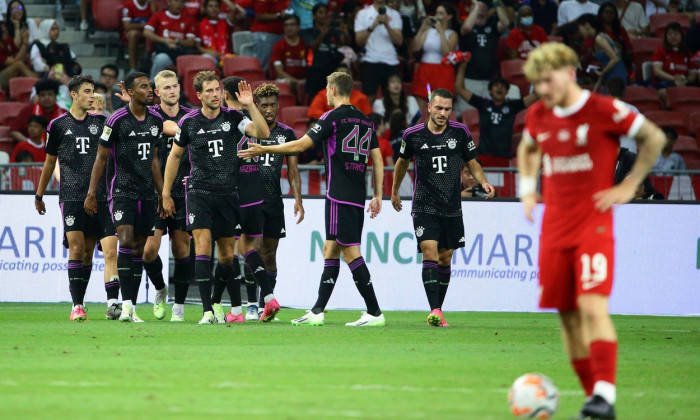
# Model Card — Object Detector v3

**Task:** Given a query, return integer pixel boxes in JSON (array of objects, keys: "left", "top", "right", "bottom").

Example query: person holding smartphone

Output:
[{"left": 301, "top": 2, "right": 347, "bottom": 99}]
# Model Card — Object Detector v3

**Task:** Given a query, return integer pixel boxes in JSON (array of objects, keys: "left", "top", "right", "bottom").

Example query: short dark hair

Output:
[
  {"left": 68, "top": 74, "right": 95, "bottom": 94},
  {"left": 430, "top": 88, "right": 453, "bottom": 102},
  {"left": 284, "top": 14, "right": 300, "bottom": 25},
  {"left": 223, "top": 76, "right": 245, "bottom": 98},
  {"left": 203, "top": 0, "right": 220, "bottom": 7},
  {"left": 100, "top": 64, "right": 119, "bottom": 76},
  {"left": 662, "top": 126, "right": 678, "bottom": 141},
  {"left": 342, "top": 0, "right": 361, "bottom": 15},
  {"left": 34, "top": 79, "right": 60, "bottom": 94},
  {"left": 15, "top": 150, "right": 34, "bottom": 162},
  {"left": 93, "top": 82, "right": 108, "bottom": 92},
  {"left": 124, "top": 71, "right": 149, "bottom": 91},
  {"left": 488, "top": 76, "right": 510, "bottom": 91},
  {"left": 28, "top": 115, "right": 48, "bottom": 128},
  {"left": 312, "top": 3, "right": 327, "bottom": 14}
]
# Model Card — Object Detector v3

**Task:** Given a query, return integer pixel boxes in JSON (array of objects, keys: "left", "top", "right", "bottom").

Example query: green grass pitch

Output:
[{"left": 1, "top": 303, "right": 698, "bottom": 419}]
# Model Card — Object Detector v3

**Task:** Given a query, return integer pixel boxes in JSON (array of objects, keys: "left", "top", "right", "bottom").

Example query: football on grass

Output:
[{"left": 507, "top": 373, "right": 559, "bottom": 418}]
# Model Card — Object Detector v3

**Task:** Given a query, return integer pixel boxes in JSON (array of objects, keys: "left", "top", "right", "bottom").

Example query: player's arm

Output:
[
  {"left": 286, "top": 154, "right": 305, "bottom": 224},
  {"left": 454, "top": 62, "right": 473, "bottom": 102},
  {"left": 460, "top": 2, "right": 480, "bottom": 35},
  {"left": 593, "top": 118, "right": 665, "bottom": 211},
  {"left": 391, "top": 157, "right": 410, "bottom": 212},
  {"left": 162, "top": 142, "right": 185, "bottom": 217},
  {"left": 85, "top": 144, "right": 110, "bottom": 216},
  {"left": 466, "top": 158, "right": 495, "bottom": 198},
  {"left": 516, "top": 130, "right": 542, "bottom": 222},
  {"left": 35, "top": 154, "right": 58, "bottom": 215},
  {"left": 163, "top": 120, "right": 178, "bottom": 137},
  {"left": 367, "top": 147, "right": 383, "bottom": 219},
  {"left": 151, "top": 146, "right": 164, "bottom": 196},
  {"left": 239, "top": 135, "right": 314, "bottom": 158}
]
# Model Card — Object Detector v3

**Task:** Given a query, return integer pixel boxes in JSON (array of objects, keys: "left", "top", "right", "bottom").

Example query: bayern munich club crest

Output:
[
  {"left": 150, "top": 126, "right": 159, "bottom": 136},
  {"left": 276, "top": 135, "right": 286, "bottom": 144},
  {"left": 65, "top": 215, "right": 75, "bottom": 227},
  {"left": 415, "top": 226, "right": 424, "bottom": 237},
  {"left": 89, "top": 124, "right": 99, "bottom": 135},
  {"left": 113, "top": 210, "right": 123, "bottom": 221},
  {"left": 447, "top": 139, "right": 457, "bottom": 149},
  {"left": 222, "top": 121, "right": 231, "bottom": 132}
]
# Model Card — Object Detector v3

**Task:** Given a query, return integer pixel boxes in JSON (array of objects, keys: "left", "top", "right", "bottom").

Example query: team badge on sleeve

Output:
[
  {"left": 400, "top": 140, "right": 406, "bottom": 154},
  {"left": 100, "top": 126, "right": 112, "bottom": 141}
]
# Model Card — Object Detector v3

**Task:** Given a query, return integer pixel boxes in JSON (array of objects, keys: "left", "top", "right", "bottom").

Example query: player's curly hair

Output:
[
  {"left": 254, "top": 83, "right": 280, "bottom": 100},
  {"left": 193, "top": 70, "right": 220, "bottom": 93},
  {"left": 523, "top": 43, "right": 579, "bottom": 82}
]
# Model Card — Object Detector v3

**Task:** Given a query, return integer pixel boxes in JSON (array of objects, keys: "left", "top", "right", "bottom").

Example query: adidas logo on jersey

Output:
[
  {"left": 64, "top": 215, "right": 75, "bottom": 226},
  {"left": 421, "top": 144, "right": 429, "bottom": 149},
  {"left": 235, "top": 224, "right": 241, "bottom": 229},
  {"left": 129, "top": 131, "right": 136, "bottom": 137},
  {"left": 65, "top": 129, "right": 73, "bottom": 135},
  {"left": 197, "top": 129, "right": 205, "bottom": 134},
  {"left": 280, "top": 228, "right": 286, "bottom": 234},
  {"left": 458, "top": 237, "right": 465, "bottom": 243},
  {"left": 254, "top": 266, "right": 265, "bottom": 273},
  {"left": 323, "top": 277, "right": 335, "bottom": 284}
]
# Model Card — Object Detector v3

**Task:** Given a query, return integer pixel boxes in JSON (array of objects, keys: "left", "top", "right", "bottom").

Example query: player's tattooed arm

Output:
[
  {"left": 391, "top": 157, "right": 410, "bottom": 212},
  {"left": 367, "top": 148, "right": 383, "bottom": 219},
  {"left": 287, "top": 155, "right": 305, "bottom": 224},
  {"left": 466, "top": 158, "right": 495, "bottom": 199},
  {"left": 35, "top": 154, "right": 58, "bottom": 215},
  {"left": 162, "top": 143, "right": 185, "bottom": 218},
  {"left": 85, "top": 145, "right": 110, "bottom": 216},
  {"left": 516, "top": 131, "right": 542, "bottom": 222}
]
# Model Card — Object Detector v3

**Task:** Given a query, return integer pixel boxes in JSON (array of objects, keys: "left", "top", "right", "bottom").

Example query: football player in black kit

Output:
[
  {"left": 85, "top": 72, "right": 165, "bottom": 323},
  {"left": 391, "top": 88, "right": 494, "bottom": 327},
  {"left": 239, "top": 71, "right": 386, "bottom": 327},
  {"left": 162, "top": 71, "right": 279, "bottom": 324},
  {"left": 35, "top": 75, "right": 111, "bottom": 321}
]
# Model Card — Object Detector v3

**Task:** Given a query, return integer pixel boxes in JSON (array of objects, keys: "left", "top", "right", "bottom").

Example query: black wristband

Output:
[{"left": 35, "top": 194, "right": 42, "bottom": 201}]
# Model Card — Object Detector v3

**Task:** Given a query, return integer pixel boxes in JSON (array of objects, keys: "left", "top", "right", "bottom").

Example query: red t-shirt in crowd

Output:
[
  {"left": 251, "top": 0, "right": 289, "bottom": 34},
  {"left": 504, "top": 25, "right": 548, "bottom": 60},
  {"left": 0, "top": 29, "right": 19, "bottom": 67},
  {"left": 145, "top": 10, "right": 196, "bottom": 41},
  {"left": 270, "top": 37, "right": 307, "bottom": 79},
  {"left": 182, "top": 0, "right": 202, "bottom": 21},
  {"left": 11, "top": 140, "right": 46, "bottom": 162},
  {"left": 651, "top": 46, "right": 698, "bottom": 80},
  {"left": 10, "top": 104, "right": 66, "bottom": 137},
  {"left": 198, "top": 18, "right": 234, "bottom": 55},
  {"left": 122, "top": 0, "right": 152, "bottom": 24}
]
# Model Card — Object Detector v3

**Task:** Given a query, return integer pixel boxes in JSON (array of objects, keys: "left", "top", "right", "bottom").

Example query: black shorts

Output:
[
  {"left": 96, "top": 200, "right": 116, "bottom": 239},
  {"left": 325, "top": 199, "right": 364, "bottom": 246},
  {"left": 360, "top": 62, "right": 399, "bottom": 97},
  {"left": 186, "top": 191, "right": 238, "bottom": 239},
  {"left": 60, "top": 200, "right": 100, "bottom": 236},
  {"left": 412, "top": 212, "right": 465, "bottom": 252},
  {"left": 261, "top": 200, "right": 286, "bottom": 239},
  {"left": 109, "top": 197, "right": 156, "bottom": 237},
  {"left": 237, "top": 201, "right": 264, "bottom": 238},
  {"left": 155, "top": 197, "right": 187, "bottom": 234}
]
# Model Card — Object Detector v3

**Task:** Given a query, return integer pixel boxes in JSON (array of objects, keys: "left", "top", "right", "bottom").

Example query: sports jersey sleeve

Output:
[
  {"left": 122, "top": 4, "right": 133, "bottom": 21},
  {"left": 398, "top": 131, "right": 414, "bottom": 160},
  {"left": 522, "top": 105, "right": 539, "bottom": 146},
  {"left": 651, "top": 46, "right": 664, "bottom": 65},
  {"left": 306, "top": 117, "right": 333, "bottom": 147},
  {"left": 144, "top": 12, "right": 159, "bottom": 32},
  {"left": 504, "top": 29, "right": 520, "bottom": 50},
  {"left": 607, "top": 98, "right": 644, "bottom": 139},
  {"left": 461, "top": 131, "right": 478, "bottom": 162},
  {"left": 44, "top": 118, "right": 61, "bottom": 155},
  {"left": 369, "top": 129, "right": 379, "bottom": 150},
  {"left": 174, "top": 118, "right": 190, "bottom": 147},
  {"left": 468, "top": 94, "right": 487, "bottom": 111},
  {"left": 99, "top": 116, "right": 118, "bottom": 148}
]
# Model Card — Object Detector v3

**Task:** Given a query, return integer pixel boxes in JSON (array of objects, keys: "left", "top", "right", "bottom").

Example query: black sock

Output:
[
  {"left": 78, "top": 264, "right": 91, "bottom": 304},
  {"left": 173, "top": 257, "right": 191, "bottom": 304},
  {"left": 349, "top": 257, "right": 381, "bottom": 316},
  {"left": 437, "top": 265, "right": 451, "bottom": 308},
  {"left": 211, "top": 262, "right": 232, "bottom": 304},
  {"left": 68, "top": 260, "right": 83, "bottom": 305},
  {"left": 144, "top": 255, "right": 166, "bottom": 290},
  {"left": 422, "top": 260, "right": 440, "bottom": 310},
  {"left": 117, "top": 248, "right": 133, "bottom": 302},
  {"left": 131, "top": 257, "right": 143, "bottom": 304},
  {"left": 244, "top": 264, "right": 258, "bottom": 303},
  {"left": 226, "top": 256, "right": 242, "bottom": 307},
  {"left": 243, "top": 250, "right": 274, "bottom": 299},
  {"left": 195, "top": 255, "right": 213, "bottom": 313},
  {"left": 259, "top": 270, "right": 277, "bottom": 307},
  {"left": 311, "top": 259, "right": 340, "bottom": 314},
  {"left": 105, "top": 279, "right": 120, "bottom": 301}
]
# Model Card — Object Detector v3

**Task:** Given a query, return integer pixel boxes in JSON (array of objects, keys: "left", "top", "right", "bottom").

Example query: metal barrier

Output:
[{"left": 1, "top": 163, "right": 699, "bottom": 200}]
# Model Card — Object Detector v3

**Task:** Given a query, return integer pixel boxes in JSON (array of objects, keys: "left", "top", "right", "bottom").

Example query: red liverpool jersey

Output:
[{"left": 145, "top": 10, "right": 195, "bottom": 41}]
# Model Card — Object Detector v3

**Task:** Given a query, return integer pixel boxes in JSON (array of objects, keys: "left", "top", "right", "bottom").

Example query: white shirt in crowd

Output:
[
  {"left": 557, "top": 0, "right": 600, "bottom": 26},
  {"left": 645, "top": 0, "right": 668, "bottom": 18},
  {"left": 372, "top": 95, "right": 421, "bottom": 125},
  {"left": 354, "top": 5, "right": 402, "bottom": 66},
  {"left": 420, "top": 27, "right": 456, "bottom": 64},
  {"left": 617, "top": 1, "right": 649, "bottom": 34}
]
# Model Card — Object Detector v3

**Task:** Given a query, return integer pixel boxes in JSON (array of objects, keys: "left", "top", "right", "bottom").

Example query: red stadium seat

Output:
[
  {"left": 644, "top": 111, "right": 689, "bottom": 135},
  {"left": 222, "top": 56, "right": 264, "bottom": 79},
  {"left": 0, "top": 126, "right": 9, "bottom": 141},
  {"left": 665, "top": 87, "right": 700, "bottom": 112},
  {"left": 649, "top": 13, "right": 690, "bottom": 38},
  {"left": 0, "top": 103, "right": 24, "bottom": 126},
  {"left": 296, "top": 79, "right": 308, "bottom": 105},
  {"left": 9, "top": 77, "right": 39, "bottom": 103},
  {"left": 461, "top": 109, "right": 479, "bottom": 132},
  {"left": 513, "top": 110, "right": 527, "bottom": 137},
  {"left": 0, "top": 89, "right": 6, "bottom": 102},
  {"left": 623, "top": 86, "right": 662, "bottom": 113},
  {"left": 685, "top": 111, "right": 700, "bottom": 143},
  {"left": 500, "top": 59, "right": 530, "bottom": 97},
  {"left": 278, "top": 93, "right": 297, "bottom": 109},
  {"left": 0, "top": 139, "right": 14, "bottom": 154},
  {"left": 673, "top": 135, "right": 699, "bottom": 152},
  {"left": 183, "top": 69, "right": 221, "bottom": 107},
  {"left": 630, "top": 37, "right": 662, "bottom": 83},
  {"left": 92, "top": 0, "right": 123, "bottom": 31},
  {"left": 250, "top": 80, "right": 293, "bottom": 96},
  {"left": 176, "top": 55, "right": 216, "bottom": 79},
  {"left": 291, "top": 120, "right": 308, "bottom": 137},
  {"left": 280, "top": 106, "right": 310, "bottom": 125}
]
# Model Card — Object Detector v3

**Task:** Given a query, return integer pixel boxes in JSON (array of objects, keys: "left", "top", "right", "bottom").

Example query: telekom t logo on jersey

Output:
[
  {"left": 208, "top": 139, "right": 224, "bottom": 157},
  {"left": 137, "top": 143, "right": 151, "bottom": 160},
  {"left": 75, "top": 138, "right": 90, "bottom": 154},
  {"left": 432, "top": 156, "right": 447, "bottom": 173}
]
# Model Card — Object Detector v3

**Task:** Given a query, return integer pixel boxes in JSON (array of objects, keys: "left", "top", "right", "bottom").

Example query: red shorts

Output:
[
  {"left": 411, "top": 63, "right": 455, "bottom": 100},
  {"left": 538, "top": 234, "right": 615, "bottom": 311}
]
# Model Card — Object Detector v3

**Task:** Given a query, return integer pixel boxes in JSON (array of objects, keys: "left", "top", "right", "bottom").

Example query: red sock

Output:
[
  {"left": 572, "top": 357, "right": 595, "bottom": 396},
  {"left": 590, "top": 340, "right": 618, "bottom": 385}
]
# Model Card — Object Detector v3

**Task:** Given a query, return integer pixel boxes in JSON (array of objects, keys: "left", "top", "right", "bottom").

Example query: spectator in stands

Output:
[
  {"left": 308, "top": 64, "right": 372, "bottom": 119},
  {"left": 291, "top": 0, "right": 328, "bottom": 30},
  {"left": 182, "top": 0, "right": 203, "bottom": 21},
  {"left": 614, "top": 0, "right": 649, "bottom": 37},
  {"left": 399, "top": 0, "right": 425, "bottom": 31},
  {"left": 10, "top": 114, "right": 46, "bottom": 162},
  {"left": 0, "top": 15, "right": 35, "bottom": 90},
  {"left": 98, "top": 64, "right": 121, "bottom": 114},
  {"left": 597, "top": 2, "right": 632, "bottom": 74},
  {"left": 461, "top": 164, "right": 489, "bottom": 198},
  {"left": 615, "top": 146, "right": 662, "bottom": 200},
  {"left": 301, "top": 3, "right": 346, "bottom": 99},
  {"left": 13, "top": 149, "right": 33, "bottom": 162},
  {"left": 653, "top": 127, "right": 686, "bottom": 173},
  {"left": 122, "top": 0, "right": 156, "bottom": 75},
  {"left": 374, "top": 73, "right": 420, "bottom": 125},
  {"left": 144, "top": 0, "right": 198, "bottom": 80},
  {"left": 455, "top": 60, "right": 537, "bottom": 167},
  {"left": 355, "top": 0, "right": 404, "bottom": 104},
  {"left": 557, "top": 0, "right": 599, "bottom": 27},
  {"left": 577, "top": 14, "right": 627, "bottom": 93},
  {"left": 198, "top": 0, "right": 235, "bottom": 65},
  {"left": 30, "top": 19, "right": 81, "bottom": 78},
  {"left": 652, "top": 22, "right": 698, "bottom": 104},
  {"left": 368, "top": 112, "right": 395, "bottom": 166},
  {"left": 504, "top": 5, "right": 548, "bottom": 60},
  {"left": 387, "top": 0, "right": 417, "bottom": 61},
  {"left": 340, "top": 0, "right": 362, "bottom": 52},
  {"left": 251, "top": 0, "right": 290, "bottom": 73},
  {"left": 387, "top": 110, "right": 406, "bottom": 159},
  {"left": 10, "top": 79, "right": 64, "bottom": 143},
  {"left": 457, "top": 1, "right": 512, "bottom": 113},
  {"left": 6, "top": 1, "right": 37, "bottom": 45},
  {"left": 79, "top": 0, "right": 90, "bottom": 31},
  {"left": 270, "top": 14, "right": 307, "bottom": 91},
  {"left": 606, "top": 77, "right": 639, "bottom": 152},
  {"left": 0, "top": 0, "right": 6, "bottom": 22},
  {"left": 645, "top": 0, "right": 669, "bottom": 17},
  {"left": 522, "top": 0, "right": 558, "bottom": 35},
  {"left": 688, "top": 22, "right": 700, "bottom": 54},
  {"left": 411, "top": 2, "right": 458, "bottom": 109}
]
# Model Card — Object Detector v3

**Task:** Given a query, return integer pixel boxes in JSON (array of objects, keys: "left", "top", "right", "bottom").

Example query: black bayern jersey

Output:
[
  {"left": 174, "top": 107, "right": 250, "bottom": 195},
  {"left": 307, "top": 105, "right": 379, "bottom": 207},
  {"left": 46, "top": 112, "right": 107, "bottom": 203},
  {"left": 236, "top": 109, "right": 264, "bottom": 206},
  {"left": 399, "top": 120, "right": 477, "bottom": 217},
  {"left": 153, "top": 104, "right": 193, "bottom": 199},
  {"left": 257, "top": 122, "right": 296, "bottom": 203},
  {"left": 100, "top": 106, "right": 163, "bottom": 201}
]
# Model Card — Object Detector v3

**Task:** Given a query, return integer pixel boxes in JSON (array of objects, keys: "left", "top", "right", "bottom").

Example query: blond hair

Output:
[
  {"left": 523, "top": 43, "right": 579, "bottom": 82},
  {"left": 154, "top": 70, "right": 178, "bottom": 90},
  {"left": 92, "top": 92, "right": 105, "bottom": 110},
  {"left": 326, "top": 71, "right": 353, "bottom": 97},
  {"left": 254, "top": 83, "right": 280, "bottom": 100}
]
